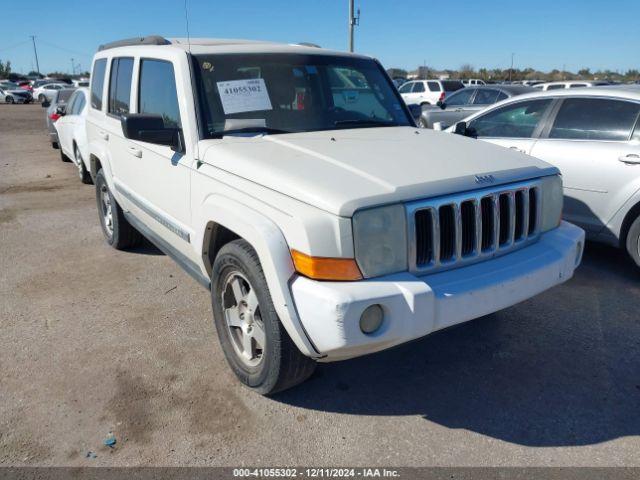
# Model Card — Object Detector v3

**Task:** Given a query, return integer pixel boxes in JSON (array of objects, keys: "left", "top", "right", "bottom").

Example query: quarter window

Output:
[
  {"left": 398, "top": 82, "right": 413, "bottom": 94},
  {"left": 546, "top": 84, "right": 565, "bottom": 90},
  {"left": 90, "top": 58, "right": 107, "bottom": 110},
  {"left": 138, "top": 59, "right": 181, "bottom": 128},
  {"left": 549, "top": 98, "right": 640, "bottom": 141},
  {"left": 468, "top": 99, "right": 553, "bottom": 138},
  {"left": 412, "top": 82, "right": 425, "bottom": 93},
  {"left": 472, "top": 89, "right": 500, "bottom": 105},
  {"left": 108, "top": 57, "right": 134, "bottom": 116},
  {"left": 427, "top": 81, "right": 440, "bottom": 92}
]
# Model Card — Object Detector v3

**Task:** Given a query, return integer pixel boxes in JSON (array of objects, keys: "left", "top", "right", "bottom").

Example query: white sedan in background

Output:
[
  {"left": 447, "top": 86, "right": 640, "bottom": 266},
  {"left": 54, "top": 88, "right": 92, "bottom": 184},
  {"left": 32, "top": 83, "right": 69, "bottom": 103}
]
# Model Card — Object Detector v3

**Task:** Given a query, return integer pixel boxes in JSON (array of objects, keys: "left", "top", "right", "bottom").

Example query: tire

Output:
[
  {"left": 625, "top": 214, "right": 640, "bottom": 268},
  {"left": 60, "top": 148, "right": 72, "bottom": 163},
  {"left": 211, "top": 239, "right": 316, "bottom": 394},
  {"left": 52, "top": 141, "right": 59, "bottom": 149},
  {"left": 95, "top": 169, "right": 142, "bottom": 249},
  {"left": 418, "top": 117, "right": 429, "bottom": 128},
  {"left": 38, "top": 94, "right": 45, "bottom": 103},
  {"left": 74, "top": 144, "right": 92, "bottom": 184},
  {"left": 6, "top": 96, "right": 14, "bottom": 104}
]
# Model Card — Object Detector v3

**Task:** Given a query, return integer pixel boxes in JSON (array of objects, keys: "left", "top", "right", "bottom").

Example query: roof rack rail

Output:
[{"left": 98, "top": 35, "right": 170, "bottom": 51}]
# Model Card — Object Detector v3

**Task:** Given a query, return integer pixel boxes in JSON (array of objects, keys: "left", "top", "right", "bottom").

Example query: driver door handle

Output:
[
  {"left": 509, "top": 146, "right": 525, "bottom": 153},
  {"left": 128, "top": 147, "right": 142, "bottom": 158},
  {"left": 619, "top": 154, "right": 640, "bottom": 165}
]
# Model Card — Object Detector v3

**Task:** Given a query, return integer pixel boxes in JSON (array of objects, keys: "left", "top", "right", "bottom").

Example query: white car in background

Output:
[
  {"left": 0, "top": 82, "right": 33, "bottom": 103},
  {"left": 533, "top": 81, "right": 609, "bottom": 91},
  {"left": 33, "top": 82, "right": 69, "bottom": 103},
  {"left": 447, "top": 86, "right": 640, "bottom": 266},
  {"left": 54, "top": 88, "right": 92, "bottom": 183},
  {"left": 398, "top": 79, "right": 465, "bottom": 106},
  {"left": 462, "top": 78, "right": 486, "bottom": 86}
]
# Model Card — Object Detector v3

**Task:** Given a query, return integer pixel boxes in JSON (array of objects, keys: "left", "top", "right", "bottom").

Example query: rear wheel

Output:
[
  {"left": 38, "top": 94, "right": 45, "bottom": 103},
  {"left": 95, "top": 169, "right": 142, "bottom": 249},
  {"left": 6, "top": 96, "right": 14, "bottom": 104},
  {"left": 74, "top": 145, "right": 92, "bottom": 184},
  {"left": 625, "top": 214, "right": 640, "bottom": 268},
  {"left": 418, "top": 117, "right": 429, "bottom": 128},
  {"left": 60, "top": 149, "right": 72, "bottom": 162},
  {"left": 211, "top": 239, "right": 316, "bottom": 394}
]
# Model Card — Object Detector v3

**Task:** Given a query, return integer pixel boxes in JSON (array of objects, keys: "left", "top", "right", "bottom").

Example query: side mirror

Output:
[
  {"left": 121, "top": 114, "right": 184, "bottom": 153},
  {"left": 41, "top": 100, "right": 50, "bottom": 108},
  {"left": 55, "top": 105, "right": 66, "bottom": 116},
  {"left": 453, "top": 121, "right": 469, "bottom": 136},
  {"left": 437, "top": 100, "right": 446, "bottom": 110}
]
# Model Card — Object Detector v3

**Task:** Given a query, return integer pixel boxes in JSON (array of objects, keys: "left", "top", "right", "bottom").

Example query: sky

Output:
[{"left": 1, "top": 0, "right": 638, "bottom": 75}]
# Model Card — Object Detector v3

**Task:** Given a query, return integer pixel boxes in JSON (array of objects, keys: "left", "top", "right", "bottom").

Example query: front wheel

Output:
[
  {"left": 211, "top": 239, "right": 316, "bottom": 394},
  {"left": 418, "top": 117, "right": 429, "bottom": 128},
  {"left": 625, "top": 214, "right": 640, "bottom": 268},
  {"left": 6, "top": 96, "right": 14, "bottom": 104}
]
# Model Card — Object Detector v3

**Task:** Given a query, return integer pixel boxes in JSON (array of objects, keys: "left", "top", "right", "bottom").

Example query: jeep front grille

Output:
[{"left": 407, "top": 180, "right": 542, "bottom": 274}]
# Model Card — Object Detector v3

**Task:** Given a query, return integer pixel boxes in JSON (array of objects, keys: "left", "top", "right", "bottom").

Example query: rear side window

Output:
[
  {"left": 549, "top": 98, "right": 640, "bottom": 141},
  {"left": 547, "top": 84, "right": 565, "bottom": 90},
  {"left": 412, "top": 82, "right": 425, "bottom": 93},
  {"left": 108, "top": 57, "right": 134, "bottom": 116},
  {"left": 90, "top": 59, "right": 107, "bottom": 110},
  {"left": 569, "top": 84, "right": 587, "bottom": 88},
  {"left": 473, "top": 89, "right": 500, "bottom": 105},
  {"left": 446, "top": 88, "right": 475, "bottom": 106},
  {"left": 427, "top": 81, "right": 440, "bottom": 92},
  {"left": 138, "top": 59, "right": 181, "bottom": 128},
  {"left": 468, "top": 99, "right": 553, "bottom": 138}
]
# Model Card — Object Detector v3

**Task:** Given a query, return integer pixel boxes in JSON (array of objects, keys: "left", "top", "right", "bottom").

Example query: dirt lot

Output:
[{"left": 1, "top": 104, "right": 639, "bottom": 467}]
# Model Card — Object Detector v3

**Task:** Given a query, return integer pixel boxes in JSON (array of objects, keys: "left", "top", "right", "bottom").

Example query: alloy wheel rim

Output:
[
  {"left": 75, "top": 148, "right": 83, "bottom": 179},
  {"left": 100, "top": 185, "right": 113, "bottom": 236},
  {"left": 221, "top": 272, "right": 265, "bottom": 367}
]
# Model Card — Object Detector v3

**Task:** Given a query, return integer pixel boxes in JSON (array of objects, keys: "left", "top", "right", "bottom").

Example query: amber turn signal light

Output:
[{"left": 291, "top": 250, "right": 363, "bottom": 281}]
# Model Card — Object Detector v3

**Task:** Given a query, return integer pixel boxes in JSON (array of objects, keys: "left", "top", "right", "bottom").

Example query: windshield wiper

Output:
[
  {"left": 333, "top": 119, "right": 397, "bottom": 128},
  {"left": 213, "top": 127, "right": 292, "bottom": 138}
]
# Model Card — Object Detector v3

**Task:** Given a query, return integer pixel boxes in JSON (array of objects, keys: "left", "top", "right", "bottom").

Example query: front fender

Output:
[{"left": 194, "top": 194, "right": 320, "bottom": 358}]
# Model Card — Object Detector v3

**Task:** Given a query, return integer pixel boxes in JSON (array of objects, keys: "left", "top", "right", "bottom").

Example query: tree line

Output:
[{"left": 387, "top": 65, "right": 640, "bottom": 83}]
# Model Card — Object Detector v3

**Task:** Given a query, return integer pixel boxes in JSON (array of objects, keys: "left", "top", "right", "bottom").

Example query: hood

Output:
[{"left": 200, "top": 127, "right": 557, "bottom": 217}]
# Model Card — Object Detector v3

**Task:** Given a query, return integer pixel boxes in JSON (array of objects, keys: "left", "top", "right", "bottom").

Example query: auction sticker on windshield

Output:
[{"left": 217, "top": 79, "right": 273, "bottom": 114}]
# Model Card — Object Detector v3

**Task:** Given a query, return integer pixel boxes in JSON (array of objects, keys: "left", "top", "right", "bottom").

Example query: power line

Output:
[{"left": 0, "top": 40, "right": 31, "bottom": 53}]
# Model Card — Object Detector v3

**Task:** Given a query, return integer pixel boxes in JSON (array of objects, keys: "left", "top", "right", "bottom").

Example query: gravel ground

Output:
[{"left": 1, "top": 104, "right": 639, "bottom": 467}]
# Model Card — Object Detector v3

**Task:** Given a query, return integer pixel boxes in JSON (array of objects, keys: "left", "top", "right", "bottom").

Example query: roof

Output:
[
  {"left": 476, "top": 85, "right": 535, "bottom": 95},
  {"left": 96, "top": 35, "right": 362, "bottom": 58},
  {"left": 498, "top": 85, "right": 640, "bottom": 102}
]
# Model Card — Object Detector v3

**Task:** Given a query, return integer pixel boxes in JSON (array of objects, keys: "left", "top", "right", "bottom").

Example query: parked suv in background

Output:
[
  {"left": 398, "top": 79, "right": 465, "bottom": 106},
  {"left": 447, "top": 86, "right": 640, "bottom": 266},
  {"left": 462, "top": 79, "right": 486, "bottom": 86},
  {"left": 87, "top": 36, "right": 583, "bottom": 394}
]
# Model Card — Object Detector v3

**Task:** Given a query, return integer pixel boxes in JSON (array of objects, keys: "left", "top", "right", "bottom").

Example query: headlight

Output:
[
  {"left": 352, "top": 204, "right": 407, "bottom": 278},
  {"left": 539, "top": 174, "right": 563, "bottom": 232}
]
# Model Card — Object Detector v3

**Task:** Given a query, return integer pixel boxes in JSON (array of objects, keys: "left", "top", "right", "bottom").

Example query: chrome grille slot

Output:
[
  {"left": 460, "top": 201, "right": 476, "bottom": 256},
  {"left": 480, "top": 196, "right": 494, "bottom": 251},
  {"left": 439, "top": 205, "right": 456, "bottom": 261},
  {"left": 407, "top": 179, "right": 543, "bottom": 275},
  {"left": 498, "top": 193, "right": 511, "bottom": 246},
  {"left": 415, "top": 209, "right": 434, "bottom": 265}
]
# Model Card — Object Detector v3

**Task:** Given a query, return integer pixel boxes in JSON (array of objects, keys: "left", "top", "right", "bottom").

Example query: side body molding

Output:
[{"left": 194, "top": 194, "right": 321, "bottom": 358}]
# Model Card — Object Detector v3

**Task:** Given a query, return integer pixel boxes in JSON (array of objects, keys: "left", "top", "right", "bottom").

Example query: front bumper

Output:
[{"left": 291, "top": 221, "right": 584, "bottom": 361}]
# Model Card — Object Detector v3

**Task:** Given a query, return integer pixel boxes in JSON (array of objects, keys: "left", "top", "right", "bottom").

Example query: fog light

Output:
[{"left": 360, "top": 304, "right": 384, "bottom": 334}]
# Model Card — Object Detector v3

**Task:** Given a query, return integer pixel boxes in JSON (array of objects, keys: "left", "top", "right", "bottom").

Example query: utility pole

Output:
[
  {"left": 30, "top": 35, "right": 40, "bottom": 75},
  {"left": 509, "top": 52, "right": 514, "bottom": 82},
  {"left": 348, "top": 0, "right": 360, "bottom": 52},
  {"left": 71, "top": 58, "right": 75, "bottom": 75}
]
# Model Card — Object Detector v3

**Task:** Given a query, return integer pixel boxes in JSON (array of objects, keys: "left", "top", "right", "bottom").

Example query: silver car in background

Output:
[
  {"left": 419, "top": 85, "right": 534, "bottom": 129},
  {"left": 447, "top": 86, "right": 640, "bottom": 266},
  {"left": 43, "top": 88, "right": 76, "bottom": 149}
]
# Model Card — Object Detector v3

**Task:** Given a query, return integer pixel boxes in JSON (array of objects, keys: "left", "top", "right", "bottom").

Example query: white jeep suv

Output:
[{"left": 86, "top": 36, "right": 584, "bottom": 394}]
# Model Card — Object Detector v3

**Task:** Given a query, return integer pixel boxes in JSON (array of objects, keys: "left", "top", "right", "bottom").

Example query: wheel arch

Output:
[
  {"left": 619, "top": 200, "right": 640, "bottom": 250},
  {"left": 195, "top": 194, "right": 320, "bottom": 358}
]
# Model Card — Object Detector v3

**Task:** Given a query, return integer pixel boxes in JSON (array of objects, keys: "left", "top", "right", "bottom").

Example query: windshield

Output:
[
  {"left": 2, "top": 82, "right": 19, "bottom": 89},
  {"left": 193, "top": 53, "right": 412, "bottom": 137}
]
